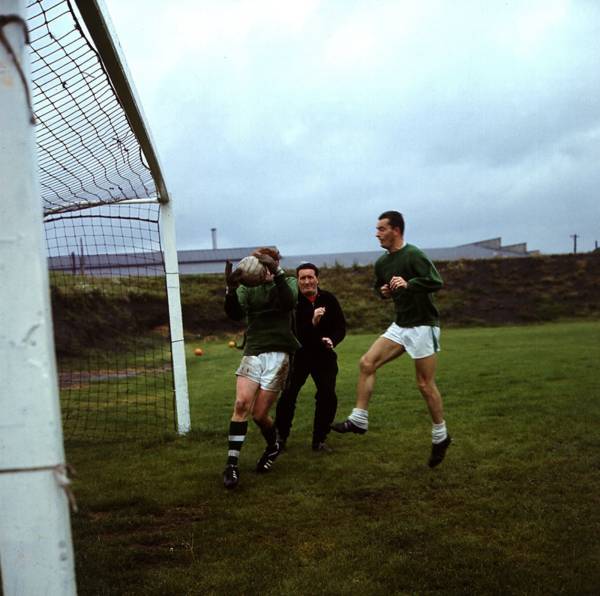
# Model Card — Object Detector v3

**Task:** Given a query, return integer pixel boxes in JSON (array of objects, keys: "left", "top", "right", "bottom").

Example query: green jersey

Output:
[
  {"left": 374, "top": 244, "right": 443, "bottom": 327},
  {"left": 225, "top": 272, "right": 300, "bottom": 356}
]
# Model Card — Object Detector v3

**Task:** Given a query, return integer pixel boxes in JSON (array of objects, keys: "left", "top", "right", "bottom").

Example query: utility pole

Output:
[{"left": 570, "top": 234, "right": 578, "bottom": 254}]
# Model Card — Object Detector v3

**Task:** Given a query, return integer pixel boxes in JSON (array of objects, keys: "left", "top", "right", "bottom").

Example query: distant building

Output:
[
  {"left": 48, "top": 238, "right": 539, "bottom": 277},
  {"left": 178, "top": 247, "right": 275, "bottom": 274},
  {"left": 281, "top": 238, "right": 540, "bottom": 271}
]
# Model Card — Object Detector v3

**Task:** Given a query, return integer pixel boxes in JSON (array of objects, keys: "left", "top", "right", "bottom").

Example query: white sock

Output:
[
  {"left": 349, "top": 408, "right": 369, "bottom": 430},
  {"left": 432, "top": 421, "right": 447, "bottom": 444}
]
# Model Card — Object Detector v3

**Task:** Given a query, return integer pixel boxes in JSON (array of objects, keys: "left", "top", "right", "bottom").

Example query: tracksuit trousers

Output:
[{"left": 275, "top": 348, "right": 338, "bottom": 446}]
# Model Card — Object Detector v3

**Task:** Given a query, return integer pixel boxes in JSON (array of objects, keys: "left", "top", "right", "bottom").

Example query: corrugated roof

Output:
[
  {"left": 178, "top": 247, "right": 275, "bottom": 264},
  {"left": 281, "top": 242, "right": 533, "bottom": 269},
  {"left": 48, "top": 239, "right": 537, "bottom": 276}
]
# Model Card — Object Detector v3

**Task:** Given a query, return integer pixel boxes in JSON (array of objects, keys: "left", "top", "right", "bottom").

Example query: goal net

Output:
[{"left": 27, "top": 0, "right": 189, "bottom": 439}]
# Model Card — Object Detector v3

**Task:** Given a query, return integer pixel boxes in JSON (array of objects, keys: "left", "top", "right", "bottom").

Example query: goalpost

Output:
[
  {"left": 1, "top": 0, "right": 189, "bottom": 592},
  {"left": 1, "top": 1, "right": 77, "bottom": 593},
  {"left": 35, "top": 0, "right": 190, "bottom": 440}
]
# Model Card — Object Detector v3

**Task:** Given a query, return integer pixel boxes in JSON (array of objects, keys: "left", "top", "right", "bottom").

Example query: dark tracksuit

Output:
[{"left": 275, "top": 289, "right": 346, "bottom": 446}]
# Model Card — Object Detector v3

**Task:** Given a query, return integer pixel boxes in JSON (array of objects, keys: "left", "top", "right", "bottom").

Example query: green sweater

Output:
[
  {"left": 374, "top": 244, "right": 443, "bottom": 327},
  {"left": 225, "top": 272, "right": 300, "bottom": 356}
]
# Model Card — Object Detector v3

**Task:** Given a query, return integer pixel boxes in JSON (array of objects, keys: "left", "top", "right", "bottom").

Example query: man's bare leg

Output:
[
  {"left": 252, "top": 388, "right": 279, "bottom": 448},
  {"left": 332, "top": 337, "right": 404, "bottom": 434},
  {"left": 253, "top": 388, "right": 284, "bottom": 473},
  {"left": 232, "top": 375, "right": 260, "bottom": 421},
  {"left": 224, "top": 376, "right": 260, "bottom": 489},
  {"left": 414, "top": 355, "right": 452, "bottom": 467},
  {"left": 414, "top": 354, "right": 443, "bottom": 424}
]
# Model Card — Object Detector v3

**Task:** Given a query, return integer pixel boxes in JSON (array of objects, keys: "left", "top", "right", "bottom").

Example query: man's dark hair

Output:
[
  {"left": 296, "top": 262, "right": 319, "bottom": 277},
  {"left": 379, "top": 210, "right": 405, "bottom": 234}
]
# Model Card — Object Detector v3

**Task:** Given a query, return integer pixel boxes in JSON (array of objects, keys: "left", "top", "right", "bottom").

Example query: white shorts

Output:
[
  {"left": 381, "top": 323, "right": 440, "bottom": 359},
  {"left": 235, "top": 352, "right": 290, "bottom": 392}
]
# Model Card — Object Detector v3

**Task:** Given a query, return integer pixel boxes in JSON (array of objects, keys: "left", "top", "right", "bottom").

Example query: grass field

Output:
[{"left": 66, "top": 321, "right": 600, "bottom": 595}]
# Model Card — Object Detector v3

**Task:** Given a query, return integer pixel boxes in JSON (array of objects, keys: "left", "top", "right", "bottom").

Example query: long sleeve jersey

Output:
[
  {"left": 225, "top": 272, "right": 301, "bottom": 356},
  {"left": 374, "top": 243, "right": 443, "bottom": 327}
]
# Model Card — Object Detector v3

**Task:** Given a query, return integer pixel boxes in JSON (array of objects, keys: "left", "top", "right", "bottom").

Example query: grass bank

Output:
[{"left": 50, "top": 254, "right": 600, "bottom": 355}]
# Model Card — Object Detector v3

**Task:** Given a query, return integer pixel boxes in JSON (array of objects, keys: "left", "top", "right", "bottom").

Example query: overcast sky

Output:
[{"left": 103, "top": 0, "right": 600, "bottom": 256}]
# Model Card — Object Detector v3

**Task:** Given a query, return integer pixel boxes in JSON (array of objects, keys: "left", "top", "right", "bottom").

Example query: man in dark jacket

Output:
[{"left": 275, "top": 263, "right": 346, "bottom": 452}]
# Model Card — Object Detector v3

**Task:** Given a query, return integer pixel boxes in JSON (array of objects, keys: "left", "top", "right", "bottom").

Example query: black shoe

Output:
[
  {"left": 312, "top": 441, "right": 333, "bottom": 453},
  {"left": 223, "top": 464, "right": 240, "bottom": 489},
  {"left": 330, "top": 419, "right": 367, "bottom": 435},
  {"left": 256, "top": 442, "right": 282, "bottom": 474},
  {"left": 428, "top": 435, "right": 452, "bottom": 468}
]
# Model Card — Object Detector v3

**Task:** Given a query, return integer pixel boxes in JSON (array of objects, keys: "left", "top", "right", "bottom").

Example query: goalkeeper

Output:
[
  {"left": 222, "top": 248, "right": 300, "bottom": 489},
  {"left": 331, "top": 211, "right": 452, "bottom": 468}
]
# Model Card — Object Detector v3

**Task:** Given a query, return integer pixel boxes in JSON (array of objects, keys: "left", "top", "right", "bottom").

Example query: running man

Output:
[
  {"left": 331, "top": 211, "right": 451, "bottom": 467},
  {"left": 222, "top": 248, "right": 300, "bottom": 489},
  {"left": 275, "top": 262, "right": 346, "bottom": 452}
]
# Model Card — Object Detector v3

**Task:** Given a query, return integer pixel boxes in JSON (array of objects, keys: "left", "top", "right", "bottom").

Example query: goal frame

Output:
[
  {"left": 70, "top": 0, "right": 190, "bottom": 434},
  {"left": 1, "top": 0, "right": 190, "bottom": 592}
]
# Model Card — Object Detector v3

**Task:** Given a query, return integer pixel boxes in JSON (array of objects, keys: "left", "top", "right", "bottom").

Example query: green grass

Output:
[
  {"left": 66, "top": 321, "right": 600, "bottom": 595},
  {"left": 58, "top": 343, "right": 175, "bottom": 439}
]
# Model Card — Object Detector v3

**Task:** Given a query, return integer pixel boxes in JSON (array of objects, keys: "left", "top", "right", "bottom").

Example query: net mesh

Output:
[
  {"left": 28, "top": 0, "right": 157, "bottom": 215},
  {"left": 26, "top": 0, "right": 178, "bottom": 439},
  {"left": 45, "top": 204, "right": 176, "bottom": 440}
]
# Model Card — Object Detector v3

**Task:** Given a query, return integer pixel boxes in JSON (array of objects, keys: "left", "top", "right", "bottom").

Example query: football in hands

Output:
[{"left": 236, "top": 255, "right": 268, "bottom": 287}]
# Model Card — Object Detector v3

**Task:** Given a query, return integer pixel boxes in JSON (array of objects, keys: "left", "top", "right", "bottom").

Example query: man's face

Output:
[
  {"left": 376, "top": 218, "right": 399, "bottom": 250},
  {"left": 297, "top": 268, "right": 319, "bottom": 297}
]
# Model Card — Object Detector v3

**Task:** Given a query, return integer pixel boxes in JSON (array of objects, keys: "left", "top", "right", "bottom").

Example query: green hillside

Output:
[
  {"left": 179, "top": 252, "right": 600, "bottom": 334},
  {"left": 50, "top": 253, "right": 600, "bottom": 355}
]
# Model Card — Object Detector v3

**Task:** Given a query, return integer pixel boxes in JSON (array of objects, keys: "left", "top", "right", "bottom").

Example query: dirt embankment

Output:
[
  {"left": 51, "top": 253, "right": 600, "bottom": 354},
  {"left": 435, "top": 253, "right": 600, "bottom": 326}
]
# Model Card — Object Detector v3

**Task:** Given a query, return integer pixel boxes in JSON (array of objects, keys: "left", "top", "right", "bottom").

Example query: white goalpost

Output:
[
  {"left": 0, "top": 2, "right": 76, "bottom": 593},
  {"left": 1, "top": 0, "right": 190, "bottom": 592},
  {"left": 35, "top": 0, "right": 190, "bottom": 441},
  {"left": 73, "top": 0, "right": 190, "bottom": 434}
]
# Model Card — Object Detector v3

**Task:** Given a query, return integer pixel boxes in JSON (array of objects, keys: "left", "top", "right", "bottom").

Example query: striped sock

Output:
[
  {"left": 432, "top": 421, "right": 447, "bottom": 444},
  {"left": 348, "top": 408, "right": 369, "bottom": 430},
  {"left": 227, "top": 420, "right": 248, "bottom": 465}
]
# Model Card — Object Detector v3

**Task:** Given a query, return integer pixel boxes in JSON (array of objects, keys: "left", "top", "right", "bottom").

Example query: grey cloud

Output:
[{"left": 106, "top": 0, "right": 600, "bottom": 255}]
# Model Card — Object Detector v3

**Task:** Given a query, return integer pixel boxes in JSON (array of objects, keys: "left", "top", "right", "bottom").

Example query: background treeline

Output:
[{"left": 51, "top": 253, "right": 600, "bottom": 355}]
